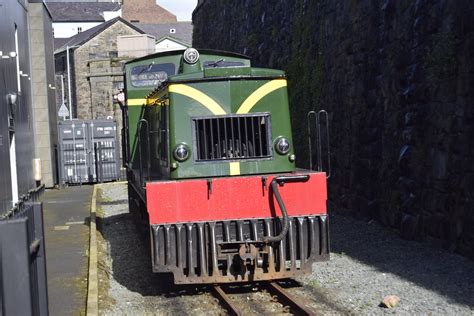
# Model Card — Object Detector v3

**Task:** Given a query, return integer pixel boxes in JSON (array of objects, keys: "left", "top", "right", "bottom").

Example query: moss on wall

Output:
[{"left": 193, "top": 0, "right": 474, "bottom": 259}]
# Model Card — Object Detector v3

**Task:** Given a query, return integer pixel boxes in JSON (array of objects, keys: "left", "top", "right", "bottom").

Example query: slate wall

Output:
[{"left": 193, "top": 0, "right": 474, "bottom": 258}]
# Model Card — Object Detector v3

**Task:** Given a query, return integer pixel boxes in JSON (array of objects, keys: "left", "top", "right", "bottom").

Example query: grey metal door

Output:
[
  {"left": 89, "top": 120, "right": 120, "bottom": 183},
  {"left": 58, "top": 120, "right": 119, "bottom": 184}
]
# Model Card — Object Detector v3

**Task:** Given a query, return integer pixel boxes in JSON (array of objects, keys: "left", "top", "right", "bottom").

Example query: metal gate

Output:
[
  {"left": 58, "top": 120, "right": 120, "bottom": 184},
  {"left": 0, "top": 185, "right": 48, "bottom": 316}
]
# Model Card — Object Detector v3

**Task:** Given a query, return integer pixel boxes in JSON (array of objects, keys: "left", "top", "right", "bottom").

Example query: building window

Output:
[
  {"left": 131, "top": 20, "right": 140, "bottom": 23},
  {"left": 170, "top": 28, "right": 176, "bottom": 34},
  {"left": 109, "top": 51, "right": 118, "bottom": 58},
  {"left": 77, "top": 27, "right": 82, "bottom": 33}
]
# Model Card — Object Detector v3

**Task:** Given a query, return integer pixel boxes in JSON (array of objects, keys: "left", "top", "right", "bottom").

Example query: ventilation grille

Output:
[{"left": 193, "top": 114, "right": 271, "bottom": 161}]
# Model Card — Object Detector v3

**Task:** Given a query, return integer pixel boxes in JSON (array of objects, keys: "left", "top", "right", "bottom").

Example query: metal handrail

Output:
[
  {"left": 307, "top": 110, "right": 331, "bottom": 178},
  {"left": 307, "top": 111, "right": 318, "bottom": 171}
]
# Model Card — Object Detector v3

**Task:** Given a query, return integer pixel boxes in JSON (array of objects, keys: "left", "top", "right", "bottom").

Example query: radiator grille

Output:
[{"left": 193, "top": 114, "right": 271, "bottom": 161}]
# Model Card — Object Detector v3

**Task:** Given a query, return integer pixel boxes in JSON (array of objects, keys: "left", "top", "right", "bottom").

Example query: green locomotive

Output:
[{"left": 123, "top": 48, "right": 329, "bottom": 284}]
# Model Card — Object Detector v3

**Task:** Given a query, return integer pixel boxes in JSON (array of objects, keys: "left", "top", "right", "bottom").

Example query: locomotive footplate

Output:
[{"left": 150, "top": 215, "right": 329, "bottom": 284}]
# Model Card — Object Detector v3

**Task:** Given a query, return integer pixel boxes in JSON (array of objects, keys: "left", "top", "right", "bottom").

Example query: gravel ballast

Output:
[
  {"left": 96, "top": 182, "right": 474, "bottom": 314},
  {"left": 96, "top": 183, "right": 222, "bottom": 315},
  {"left": 301, "top": 214, "right": 474, "bottom": 314}
]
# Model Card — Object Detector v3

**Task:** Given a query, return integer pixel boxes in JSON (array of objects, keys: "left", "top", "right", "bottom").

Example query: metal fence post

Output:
[
  {"left": 1, "top": 199, "right": 49, "bottom": 316},
  {"left": 0, "top": 239, "right": 3, "bottom": 314},
  {"left": 0, "top": 218, "right": 33, "bottom": 315},
  {"left": 28, "top": 202, "right": 49, "bottom": 315}
]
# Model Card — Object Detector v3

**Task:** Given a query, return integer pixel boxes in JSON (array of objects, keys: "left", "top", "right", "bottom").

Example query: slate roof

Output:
[
  {"left": 45, "top": 2, "right": 120, "bottom": 22},
  {"left": 54, "top": 17, "right": 145, "bottom": 53},
  {"left": 54, "top": 37, "right": 70, "bottom": 51},
  {"left": 135, "top": 22, "right": 193, "bottom": 46}
]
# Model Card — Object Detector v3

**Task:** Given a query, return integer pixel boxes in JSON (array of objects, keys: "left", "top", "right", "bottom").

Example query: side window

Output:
[{"left": 131, "top": 63, "right": 176, "bottom": 87}]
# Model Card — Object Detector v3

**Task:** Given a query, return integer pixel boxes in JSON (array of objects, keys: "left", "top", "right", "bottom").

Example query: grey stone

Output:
[{"left": 431, "top": 149, "right": 448, "bottom": 179}]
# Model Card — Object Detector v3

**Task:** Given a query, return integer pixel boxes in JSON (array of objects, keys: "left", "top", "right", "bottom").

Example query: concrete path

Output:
[{"left": 41, "top": 186, "right": 93, "bottom": 316}]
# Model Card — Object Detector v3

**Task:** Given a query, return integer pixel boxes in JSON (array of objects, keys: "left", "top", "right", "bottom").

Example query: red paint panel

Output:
[{"left": 146, "top": 172, "right": 327, "bottom": 224}]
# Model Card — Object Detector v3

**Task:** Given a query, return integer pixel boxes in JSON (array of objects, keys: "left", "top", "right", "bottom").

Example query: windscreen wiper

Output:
[
  {"left": 137, "top": 62, "right": 154, "bottom": 76},
  {"left": 207, "top": 59, "right": 225, "bottom": 68}
]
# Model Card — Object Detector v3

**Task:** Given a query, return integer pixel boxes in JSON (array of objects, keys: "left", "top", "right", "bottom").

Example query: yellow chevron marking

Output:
[
  {"left": 229, "top": 162, "right": 241, "bottom": 176},
  {"left": 169, "top": 84, "right": 227, "bottom": 115},
  {"left": 127, "top": 98, "right": 147, "bottom": 106},
  {"left": 236, "top": 79, "right": 287, "bottom": 114}
]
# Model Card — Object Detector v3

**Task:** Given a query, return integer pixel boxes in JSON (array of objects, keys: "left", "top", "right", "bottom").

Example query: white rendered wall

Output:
[
  {"left": 118, "top": 34, "right": 156, "bottom": 58},
  {"left": 53, "top": 22, "right": 101, "bottom": 38},
  {"left": 155, "top": 39, "right": 188, "bottom": 53}
]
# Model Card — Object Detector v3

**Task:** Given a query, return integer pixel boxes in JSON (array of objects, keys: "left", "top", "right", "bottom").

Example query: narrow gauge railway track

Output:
[{"left": 212, "top": 280, "right": 317, "bottom": 315}]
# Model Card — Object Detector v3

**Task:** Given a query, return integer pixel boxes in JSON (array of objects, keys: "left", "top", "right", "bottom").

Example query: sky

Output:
[{"left": 157, "top": 0, "right": 198, "bottom": 21}]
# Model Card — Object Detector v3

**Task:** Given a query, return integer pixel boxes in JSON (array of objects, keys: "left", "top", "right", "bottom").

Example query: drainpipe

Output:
[{"left": 66, "top": 45, "right": 80, "bottom": 120}]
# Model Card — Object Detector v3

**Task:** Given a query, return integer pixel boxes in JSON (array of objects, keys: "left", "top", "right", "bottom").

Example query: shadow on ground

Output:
[
  {"left": 96, "top": 191, "right": 474, "bottom": 309},
  {"left": 97, "top": 212, "right": 215, "bottom": 298},
  {"left": 329, "top": 213, "right": 474, "bottom": 307}
]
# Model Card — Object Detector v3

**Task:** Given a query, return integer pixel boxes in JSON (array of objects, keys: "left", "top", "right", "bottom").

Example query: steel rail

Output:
[
  {"left": 212, "top": 281, "right": 316, "bottom": 316},
  {"left": 212, "top": 285, "right": 242, "bottom": 316},
  {"left": 265, "top": 281, "right": 316, "bottom": 316}
]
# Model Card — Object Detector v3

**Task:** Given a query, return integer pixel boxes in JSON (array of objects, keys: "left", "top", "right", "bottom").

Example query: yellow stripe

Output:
[
  {"left": 127, "top": 98, "right": 147, "bottom": 106},
  {"left": 229, "top": 162, "right": 240, "bottom": 176},
  {"left": 236, "top": 79, "right": 287, "bottom": 114},
  {"left": 169, "top": 84, "right": 226, "bottom": 115}
]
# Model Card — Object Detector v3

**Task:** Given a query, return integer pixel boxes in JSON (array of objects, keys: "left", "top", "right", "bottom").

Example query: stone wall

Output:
[
  {"left": 73, "top": 21, "right": 141, "bottom": 120},
  {"left": 193, "top": 0, "right": 474, "bottom": 258},
  {"left": 29, "top": 2, "right": 58, "bottom": 187},
  {"left": 72, "top": 21, "right": 142, "bottom": 162}
]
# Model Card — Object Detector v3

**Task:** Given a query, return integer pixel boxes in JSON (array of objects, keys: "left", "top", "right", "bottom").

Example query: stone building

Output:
[
  {"left": 29, "top": 1, "right": 59, "bottom": 188},
  {"left": 54, "top": 17, "right": 152, "bottom": 166},
  {"left": 54, "top": 17, "right": 144, "bottom": 121}
]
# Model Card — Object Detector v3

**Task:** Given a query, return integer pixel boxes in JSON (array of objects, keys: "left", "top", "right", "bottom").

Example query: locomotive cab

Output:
[{"left": 123, "top": 48, "right": 329, "bottom": 284}]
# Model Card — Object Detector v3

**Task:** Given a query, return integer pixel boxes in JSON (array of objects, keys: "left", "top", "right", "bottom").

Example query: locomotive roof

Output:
[{"left": 125, "top": 48, "right": 250, "bottom": 65}]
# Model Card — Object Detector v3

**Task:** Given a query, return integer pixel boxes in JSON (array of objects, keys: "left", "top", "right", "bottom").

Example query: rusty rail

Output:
[
  {"left": 212, "top": 281, "right": 316, "bottom": 315},
  {"left": 266, "top": 281, "right": 316, "bottom": 315},
  {"left": 212, "top": 285, "right": 242, "bottom": 316}
]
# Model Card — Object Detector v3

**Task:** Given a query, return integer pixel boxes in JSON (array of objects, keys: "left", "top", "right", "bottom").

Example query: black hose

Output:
[{"left": 262, "top": 175, "right": 310, "bottom": 243}]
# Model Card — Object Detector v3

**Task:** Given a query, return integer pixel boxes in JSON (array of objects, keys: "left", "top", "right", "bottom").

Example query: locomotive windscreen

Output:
[
  {"left": 131, "top": 63, "right": 176, "bottom": 87},
  {"left": 193, "top": 114, "right": 272, "bottom": 161}
]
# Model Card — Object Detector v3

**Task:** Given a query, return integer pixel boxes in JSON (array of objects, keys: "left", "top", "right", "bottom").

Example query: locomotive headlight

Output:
[
  {"left": 275, "top": 137, "right": 290, "bottom": 155},
  {"left": 183, "top": 48, "right": 199, "bottom": 64},
  {"left": 173, "top": 144, "right": 190, "bottom": 162}
]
